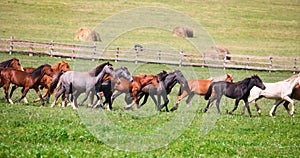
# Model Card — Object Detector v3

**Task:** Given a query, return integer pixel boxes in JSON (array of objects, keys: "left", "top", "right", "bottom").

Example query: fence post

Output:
[
  {"left": 294, "top": 58, "right": 297, "bottom": 74},
  {"left": 157, "top": 50, "right": 161, "bottom": 61},
  {"left": 246, "top": 57, "right": 250, "bottom": 69},
  {"left": 223, "top": 55, "right": 226, "bottom": 70},
  {"left": 202, "top": 52, "right": 206, "bottom": 67},
  {"left": 29, "top": 44, "right": 33, "bottom": 56},
  {"left": 135, "top": 47, "right": 139, "bottom": 64},
  {"left": 50, "top": 40, "right": 54, "bottom": 57},
  {"left": 179, "top": 50, "right": 183, "bottom": 67},
  {"left": 93, "top": 42, "right": 97, "bottom": 55},
  {"left": 269, "top": 56, "right": 273, "bottom": 72},
  {"left": 9, "top": 36, "right": 13, "bottom": 55},
  {"left": 71, "top": 44, "right": 75, "bottom": 60},
  {"left": 115, "top": 47, "right": 119, "bottom": 62}
]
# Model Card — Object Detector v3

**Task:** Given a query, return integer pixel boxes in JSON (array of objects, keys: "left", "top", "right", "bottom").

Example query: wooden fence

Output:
[{"left": 0, "top": 37, "right": 299, "bottom": 73}]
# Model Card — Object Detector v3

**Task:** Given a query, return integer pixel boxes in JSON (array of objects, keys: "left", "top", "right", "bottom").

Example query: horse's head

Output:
[
  {"left": 157, "top": 70, "right": 168, "bottom": 81},
  {"left": 42, "top": 64, "right": 54, "bottom": 77},
  {"left": 10, "top": 58, "right": 24, "bottom": 71},
  {"left": 225, "top": 73, "right": 233, "bottom": 82},
  {"left": 115, "top": 67, "right": 133, "bottom": 82},
  {"left": 52, "top": 61, "right": 71, "bottom": 73},
  {"left": 174, "top": 70, "right": 191, "bottom": 93},
  {"left": 252, "top": 75, "right": 266, "bottom": 90}
]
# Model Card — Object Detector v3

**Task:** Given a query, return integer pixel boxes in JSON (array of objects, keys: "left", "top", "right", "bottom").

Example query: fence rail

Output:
[{"left": 0, "top": 37, "right": 299, "bottom": 73}]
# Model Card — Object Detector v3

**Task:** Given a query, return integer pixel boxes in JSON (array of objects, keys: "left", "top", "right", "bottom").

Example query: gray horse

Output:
[{"left": 50, "top": 62, "right": 113, "bottom": 109}]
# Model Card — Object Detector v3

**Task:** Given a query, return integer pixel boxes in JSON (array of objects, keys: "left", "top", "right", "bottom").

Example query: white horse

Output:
[{"left": 246, "top": 74, "right": 300, "bottom": 117}]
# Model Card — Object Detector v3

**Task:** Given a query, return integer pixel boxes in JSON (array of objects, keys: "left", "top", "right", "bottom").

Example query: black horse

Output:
[
  {"left": 203, "top": 75, "right": 266, "bottom": 117},
  {"left": 92, "top": 66, "right": 133, "bottom": 110},
  {"left": 125, "top": 70, "right": 190, "bottom": 112}
]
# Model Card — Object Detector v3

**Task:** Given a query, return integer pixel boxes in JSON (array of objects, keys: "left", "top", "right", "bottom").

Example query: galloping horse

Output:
[
  {"left": 174, "top": 73, "right": 233, "bottom": 111},
  {"left": 90, "top": 66, "right": 133, "bottom": 110},
  {"left": 0, "top": 58, "right": 24, "bottom": 71},
  {"left": 0, "top": 64, "right": 53, "bottom": 106},
  {"left": 112, "top": 74, "right": 159, "bottom": 110},
  {"left": 203, "top": 75, "right": 265, "bottom": 117},
  {"left": 50, "top": 62, "right": 113, "bottom": 109},
  {"left": 12, "top": 61, "right": 71, "bottom": 103},
  {"left": 128, "top": 70, "right": 190, "bottom": 112},
  {"left": 246, "top": 74, "right": 300, "bottom": 117}
]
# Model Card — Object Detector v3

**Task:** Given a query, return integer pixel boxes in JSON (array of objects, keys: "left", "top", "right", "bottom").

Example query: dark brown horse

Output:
[
  {"left": 0, "top": 64, "right": 53, "bottom": 105},
  {"left": 203, "top": 75, "right": 266, "bottom": 117}
]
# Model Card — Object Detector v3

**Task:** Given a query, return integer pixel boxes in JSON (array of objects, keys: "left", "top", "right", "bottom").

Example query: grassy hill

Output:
[{"left": 0, "top": 0, "right": 299, "bottom": 56}]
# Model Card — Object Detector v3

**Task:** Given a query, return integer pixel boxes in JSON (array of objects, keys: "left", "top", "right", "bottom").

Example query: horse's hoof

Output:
[
  {"left": 124, "top": 106, "right": 132, "bottom": 110},
  {"left": 228, "top": 111, "right": 233, "bottom": 115},
  {"left": 202, "top": 108, "right": 207, "bottom": 113},
  {"left": 170, "top": 108, "right": 177, "bottom": 112}
]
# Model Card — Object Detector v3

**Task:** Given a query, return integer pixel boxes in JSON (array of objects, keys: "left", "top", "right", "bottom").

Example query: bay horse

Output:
[
  {"left": 246, "top": 74, "right": 300, "bottom": 117},
  {"left": 50, "top": 62, "right": 113, "bottom": 109},
  {"left": 12, "top": 61, "right": 71, "bottom": 103},
  {"left": 0, "top": 58, "right": 24, "bottom": 71},
  {"left": 127, "top": 70, "right": 190, "bottom": 112},
  {"left": 89, "top": 66, "right": 133, "bottom": 110},
  {"left": 0, "top": 64, "right": 53, "bottom": 105},
  {"left": 111, "top": 74, "right": 159, "bottom": 110},
  {"left": 203, "top": 75, "right": 266, "bottom": 117},
  {"left": 174, "top": 73, "right": 233, "bottom": 111}
]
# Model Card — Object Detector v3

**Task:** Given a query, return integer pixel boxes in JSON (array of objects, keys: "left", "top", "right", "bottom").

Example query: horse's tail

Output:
[
  {"left": 205, "top": 83, "right": 215, "bottom": 100},
  {"left": 50, "top": 72, "right": 64, "bottom": 94}
]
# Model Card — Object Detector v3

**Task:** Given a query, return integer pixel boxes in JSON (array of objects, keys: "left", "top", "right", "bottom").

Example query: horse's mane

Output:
[
  {"left": 157, "top": 70, "right": 168, "bottom": 80},
  {"left": 0, "top": 58, "right": 19, "bottom": 68},
  {"left": 284, "top": 74, "right": 300, "bottom": 82},
  {"left": 31, "top": 64, "right": 49, "bottom": 78},
  {"left": 90, "top": 62, "right": 113, "bottom": 76},
  {"left": 238, "top": 77, "right": 251, "bottom": 85}
]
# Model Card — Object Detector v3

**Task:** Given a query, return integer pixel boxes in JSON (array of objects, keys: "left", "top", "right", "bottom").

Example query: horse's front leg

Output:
[
  {"left": 112, "top": 91, "right": 123, "bottom": 103},
  {"left": 228, "top": 99, "right": 241, "bottom": 115},
  {"left": 282, "top": 96, "right": 295, "bottom": 117},
  {"left": 243, "top": 98, "right": 252, "bottom": 117},
  {"left": 34, "top": 87, "right": 44, "bottom": 106}
]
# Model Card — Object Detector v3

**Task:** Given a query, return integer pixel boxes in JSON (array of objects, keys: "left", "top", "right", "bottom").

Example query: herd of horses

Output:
[{"left": 0, "top": 58, "right": 300, "bottom": 117}]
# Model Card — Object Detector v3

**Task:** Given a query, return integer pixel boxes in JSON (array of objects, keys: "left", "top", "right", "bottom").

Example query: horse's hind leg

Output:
[
  {"left": 172, "top": 90, "right": 189, "bottom": 111},
  {"left": 202, "top": 95, "right": 217, "bottom": 113},
  {"left": 51, "top": 86, "right": 65, "bottom": 107},
  {"left": 228, "top": 99, "right": 241, "bottom": 115},
  {"left": 185, "top": 92, "right": 195, "bottom": 108},
  {"left": 283, "top": 101, "right": 291, "bottom": 115},
  {"left": 269, "top": 99, "right": 284, "bottom": 116}
]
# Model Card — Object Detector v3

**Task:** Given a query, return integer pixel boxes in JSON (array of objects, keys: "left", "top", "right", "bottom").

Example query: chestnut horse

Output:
[
  {"left": 174, "top": 74, "right": 233, "bottom": 110},
  {"left": 112, "top": 74, "right": 160, "bottom": 110},
  {"left": 0, "top": 64, "right": 53, "bottom": 105},
  {"left": 11, "top": 61, "right": 71, "bottom": 103}
]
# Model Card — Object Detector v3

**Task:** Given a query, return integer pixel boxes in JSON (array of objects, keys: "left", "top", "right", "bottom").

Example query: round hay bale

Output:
[
  {"left": 173, "top": 26, "right": 194, "bottom": 38},
  {"left": 75, "top": 28, "right": 101, "bottom": 42}
]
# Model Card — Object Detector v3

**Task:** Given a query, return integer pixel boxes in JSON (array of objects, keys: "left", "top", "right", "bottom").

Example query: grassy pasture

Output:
[
  {"left": 0, "top": 53, "right": 299, "bottom": 157},
  {"left": 0, "top": 0, "right": 300, "bottom": 157}
]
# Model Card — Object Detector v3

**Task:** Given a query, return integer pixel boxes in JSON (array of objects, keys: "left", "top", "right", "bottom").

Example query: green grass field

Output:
[{"left": 0, "top": 0, "right": 300, "bottom": 157}]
